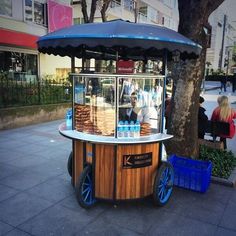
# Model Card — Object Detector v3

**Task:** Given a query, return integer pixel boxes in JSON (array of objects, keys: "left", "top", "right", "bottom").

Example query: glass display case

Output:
[{"left": 71, "top": 74, "right": 164, "bottom": 138}]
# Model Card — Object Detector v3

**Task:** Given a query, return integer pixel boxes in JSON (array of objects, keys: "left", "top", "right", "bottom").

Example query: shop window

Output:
[
  {"left": 24, "top": 0, "right": 47, "bottom": 26},
  {"left": 0, "top": 0, "right": 12, "bottom": 17},
  {"left": 0, "top": 51, "right": 38, "bottom": 81},
  {"left": 124, "top": 0, "right": 134, "bottom": 11}
]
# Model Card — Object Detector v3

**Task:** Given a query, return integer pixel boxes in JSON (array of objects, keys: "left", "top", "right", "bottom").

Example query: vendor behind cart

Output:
[{"left": 119, "top": 92, "right": 158, "bottom": 126}]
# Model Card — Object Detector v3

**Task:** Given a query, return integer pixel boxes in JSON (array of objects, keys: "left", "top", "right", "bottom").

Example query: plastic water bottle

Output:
[
  {"left": 135, "top": 121, "right": 140, "bottom": 138},
  {"left": 129, "top": 121, "right": 135, "bottom": 138},
  {"left": 117, "top": 121, "right": 124, "bottom": 138},
  {"left": 124, "top": 120, "right": 129, "bottom": 138},
  {"left": 66, "top": 109, "right": 72, "bottom": 128}
]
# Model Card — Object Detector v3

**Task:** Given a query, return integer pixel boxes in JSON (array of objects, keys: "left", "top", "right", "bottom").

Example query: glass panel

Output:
[
  {"left": 73, "top": 75, "right": 115, "bottom": 137},
  {"left": 25, "top": 0, "right": 33, "bottom": 21},
  {"left": 0, "top": 0, "right": 12, "bottom": 16},
  {"left": 118, "top": 77, "right": 163, "bottom": 136},
  {"left": 34, "top": 1, "right": 44, "bottom": 25}
]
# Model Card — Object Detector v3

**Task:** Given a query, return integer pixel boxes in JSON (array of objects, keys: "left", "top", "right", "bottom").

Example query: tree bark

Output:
[{"left": 165, "top": 0, "right": 224, "bottom": 158}]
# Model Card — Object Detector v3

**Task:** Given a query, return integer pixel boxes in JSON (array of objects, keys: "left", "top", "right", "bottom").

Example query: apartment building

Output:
[
  {"left": 72, "top": 0, "right": 178, "bottom": 30},
  {"left": 1, "top": 0, "right": 178, "bottom": 79},
  {"left": 0, "top": 0, "right": 73, "bottom": 80},
  {"left": 206, "top": 0, "right": 236, "bottom": 74}
]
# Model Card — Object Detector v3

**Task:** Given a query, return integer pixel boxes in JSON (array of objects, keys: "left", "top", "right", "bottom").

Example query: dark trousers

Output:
[
  {"left": 220, "top": 137, "right": 227, "bottom": 149},
  {"left": 221, "top": 82, "right": 226, "bottom": 92}
]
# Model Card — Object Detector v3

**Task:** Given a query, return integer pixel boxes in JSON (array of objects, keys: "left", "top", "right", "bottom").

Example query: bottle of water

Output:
[
  {"left": 117, "top": 121, "right": 124, "bottom": 138},
  {"left": 124, "top": 120, "right": 129, "bottom": 138},
  {"left": 135, "top": 121, "right": 140, "bottom": 138},
  {"left": 66, "top": 109, "right": 72, "bottom": 129},
  {"left": 129, "top": 121, "right": 135, "bottom": 138}
]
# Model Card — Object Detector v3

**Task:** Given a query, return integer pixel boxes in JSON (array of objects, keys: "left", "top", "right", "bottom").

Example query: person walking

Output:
[
  {"left": 211, "top": 95, "right": 236, "bottom": 149},
  {"left": 198, "top": 96, "right": 208, "bottom": 139},
  {"left": 220, "top": 75, "right": 227, "bottom": 93}
]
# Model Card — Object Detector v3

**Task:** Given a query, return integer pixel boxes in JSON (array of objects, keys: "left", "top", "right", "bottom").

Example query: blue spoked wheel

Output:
[
  {"left": 75, "top": 165, "right": 96, "bottom": 208},
  {"left": 153, "top": 162, "right": 174, "bottom": 206}
]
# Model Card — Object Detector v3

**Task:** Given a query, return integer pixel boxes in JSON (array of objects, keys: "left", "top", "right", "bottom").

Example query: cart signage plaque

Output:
[{"left": 123, "top": 152, "right": 152, "bottom": 169}]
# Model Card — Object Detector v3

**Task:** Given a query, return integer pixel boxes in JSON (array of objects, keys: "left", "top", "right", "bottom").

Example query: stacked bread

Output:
[
  {"left": 140, "top": 122, "right": 151, "bottom": 136},
  {"left": 94, "top": 107, "right": 115, "bottom": 136},
  {"left": 74, "top": 104, "right": 92, "bottom": 133},
  {"left": 74, "top": 104, "right": 114, "bottom": 136}
]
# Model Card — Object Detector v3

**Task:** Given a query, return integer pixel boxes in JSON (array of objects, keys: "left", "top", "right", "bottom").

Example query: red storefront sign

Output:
[
  {"left": 117, "top": 60, "right": 134, "bottom": 74},
  {"left": 0, "top": 28, "right": 38, "bottom": 49}
]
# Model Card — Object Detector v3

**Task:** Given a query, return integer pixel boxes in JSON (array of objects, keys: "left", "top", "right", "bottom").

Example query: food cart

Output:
[{"left": 37, "top": 20, "right": 201, "bottom": 208}]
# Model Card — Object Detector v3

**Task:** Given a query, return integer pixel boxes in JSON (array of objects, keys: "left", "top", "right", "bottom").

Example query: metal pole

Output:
[
  {"left": 218, "top": 14, "right": 227, "bottom": 70},
  {"left": 71, "top": 56, "right": 75, "bottom": 73},
  {"left": 115, "top": 51, "right": 119, "bottom": 138},
  {"left": 226, "top": 49, "right": 230, "bottom": 76},
  {"left": 161, "top": 49, "right": 168, "bottom": 134}
]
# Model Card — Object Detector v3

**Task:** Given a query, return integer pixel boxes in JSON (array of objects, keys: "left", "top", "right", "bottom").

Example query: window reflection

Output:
[
  {"left": 73, "top": 75, "right": 164, "bottom": 137},
  {"left": 118, "top": 77, "right": 163, "bottom": 135},
  {"left": 74, "top": 76, "right": 115, "bottom": 136}
]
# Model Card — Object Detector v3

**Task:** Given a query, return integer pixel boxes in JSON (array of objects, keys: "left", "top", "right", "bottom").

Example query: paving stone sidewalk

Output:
[{"left": 0, "top": 81, "right": 236, "bottom": 235}]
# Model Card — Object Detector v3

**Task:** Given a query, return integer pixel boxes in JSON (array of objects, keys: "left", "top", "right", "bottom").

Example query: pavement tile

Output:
[
  {"left": 79, "top": 218, "right": 142, "bottom": 236},
  {"left": 0, "top": 139, "right": 26, "bottom": 150},
  {"left": 59, "top": 195, "right": 111, "bottom": 214},
  {"left": 0, "top": 169, "right": 52, "bottom": 191},
  {"left": 0, "top": 184, "right": 19, "bottom": 202},
  {"left": 0, "top": 150, "right": 25, "bottom": 164},
  {"left": 18, "top": 204, "right": 105, "bottom": 236},
  {"left": 6, "top": 154, "right": 49, "bottom": 169},
  {"left": 25, "top": 178, "right": 74, "bottom": 203},
  {"left": 146, "top": 211, "right": 216, "bottom": 236},
  {"left": 4, "top": 228, "right": 32, "bottom": 236},
  {"left": 0, "top": 192, "right": 53, "bottom": 227},
  {"left": 0, "top": 221, "right": 13, "bottom": 235},
  {"left": 86, "top": 200, "right": 164, "bottom": 234},
  {"left": 26, "top": 159, "right": 67, "bottom": 178},
  {"left": 0, "top": 163, "right": 21, "bottom": 180},
  {"left": 214, "top": 227, "right": 236, "bottom": 236},
  {"left": 164, "top": 185, "right": 229, "bottom": 225},
  {"left": 219, "top": 201, "right": 236, "bottom": 231}
]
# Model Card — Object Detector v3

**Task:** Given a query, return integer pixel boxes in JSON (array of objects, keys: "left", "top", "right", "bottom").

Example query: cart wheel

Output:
[
  {"left": 75, "top": 165, "right": 96, "bottom": 208},
  {"left": 153, "top": 162, "right": 174, "bottom": 206},
  {"left": 67, "top": 151, "right": 72, "bottom": 177}
]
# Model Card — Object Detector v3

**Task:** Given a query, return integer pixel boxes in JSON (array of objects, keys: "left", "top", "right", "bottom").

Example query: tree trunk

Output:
[
  {"left": 166, "top": 59, "right": 202, "bottom": 158},
  {"left": 165, "top": 0, "right": 224, "bottom": 158}
]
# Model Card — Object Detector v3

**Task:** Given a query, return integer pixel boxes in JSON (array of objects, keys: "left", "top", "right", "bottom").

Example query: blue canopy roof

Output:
[{"left": 37, "top": 19, "right": 201, "bottom": 60}]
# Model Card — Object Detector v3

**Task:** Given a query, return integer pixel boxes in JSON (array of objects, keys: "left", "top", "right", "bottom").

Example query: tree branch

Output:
[
  {"left": 101, "top": 0, "right": 112, "bottom": 22},
  {"left": 81, "top": 0, "right": 89, "bottom": 23},
  {"left": 89, "top": 0, "right": 98, "bottom": 22}
]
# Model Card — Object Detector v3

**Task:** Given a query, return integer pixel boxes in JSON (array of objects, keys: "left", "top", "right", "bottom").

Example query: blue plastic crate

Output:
[{"left": 168, "top": 155, "right": 212, "bottom": 193}]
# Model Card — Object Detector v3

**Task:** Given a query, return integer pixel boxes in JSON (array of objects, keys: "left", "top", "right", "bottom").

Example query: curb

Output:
[
  {"left": 211, "top": 166, "right": 236, "bottom": 187},
  {"left": 205, "top": 86, "right": 221, "bottom": 91}
]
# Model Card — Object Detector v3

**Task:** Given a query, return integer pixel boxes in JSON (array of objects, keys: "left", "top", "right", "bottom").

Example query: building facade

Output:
[
  {"left": 1, "top": 0, "right": 179, "bottom": 80},
  {"left": 72, "top": 0, "right": 178, "bottom": 30},
  {"left": 206, "top": 0, "right": 236, "bottom": 74},
  {"left": 0, "top": 0, "right": 73, "bottom": 81}
]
